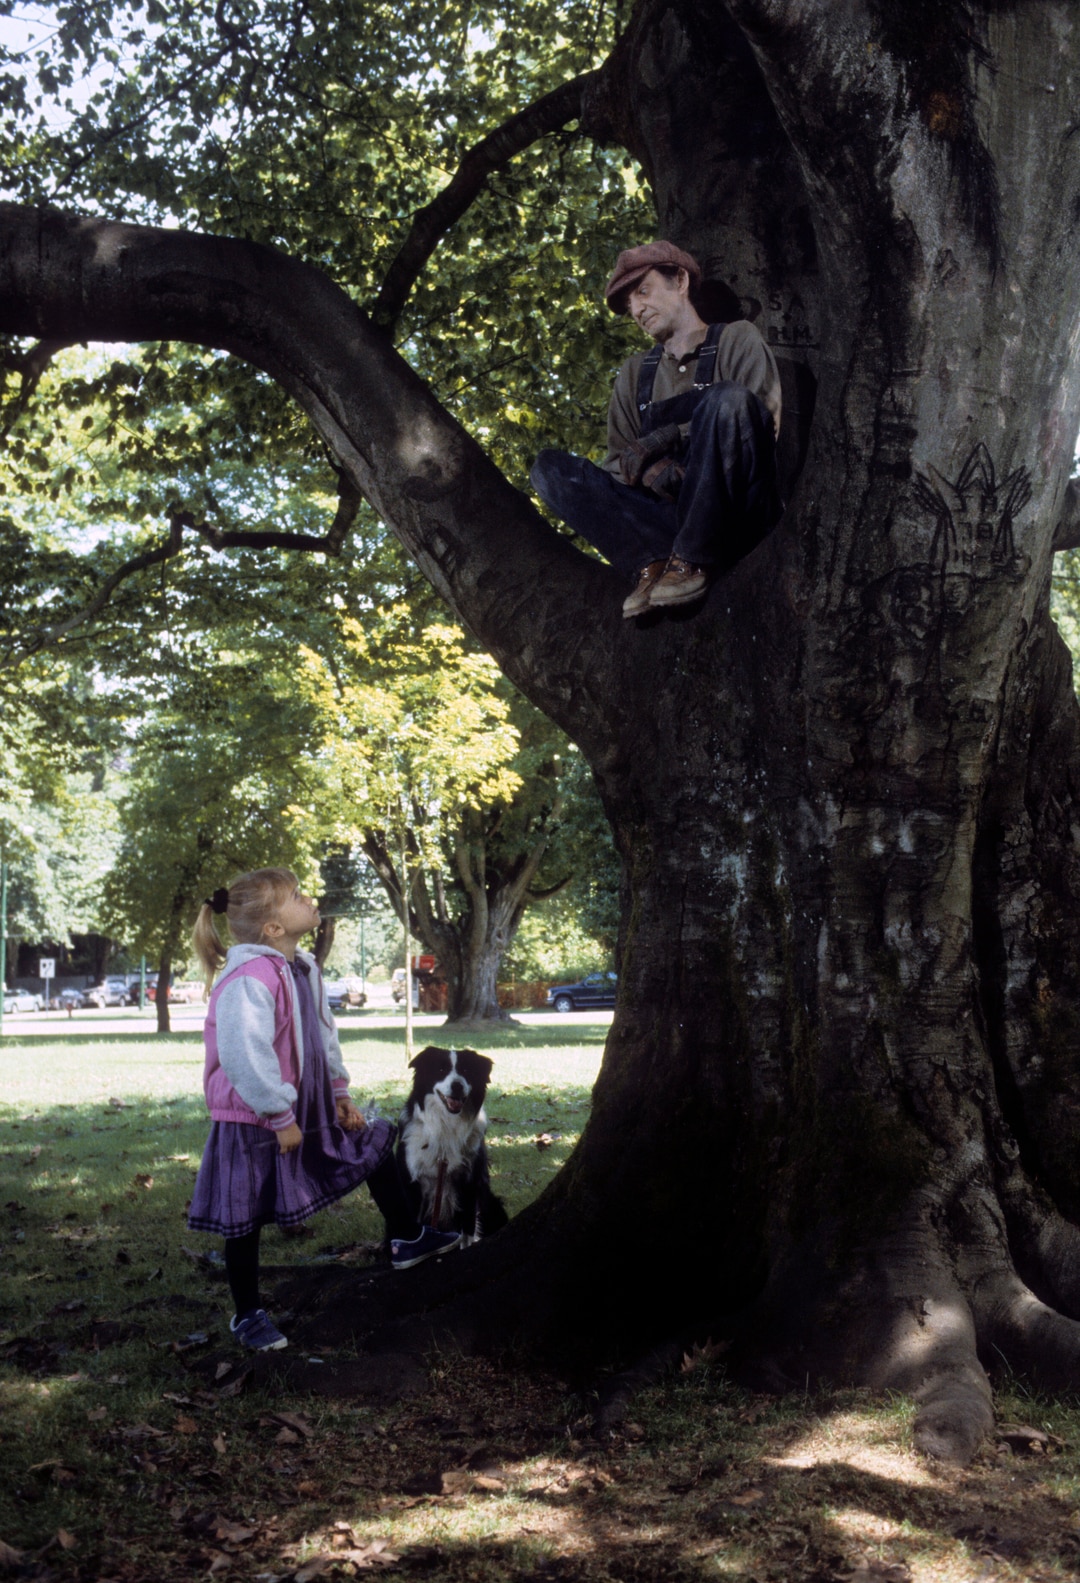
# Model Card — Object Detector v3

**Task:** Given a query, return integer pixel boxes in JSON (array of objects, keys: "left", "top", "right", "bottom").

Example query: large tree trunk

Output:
[{"left": 6, "top": 0, "right": 1080, "bottom": 1463}]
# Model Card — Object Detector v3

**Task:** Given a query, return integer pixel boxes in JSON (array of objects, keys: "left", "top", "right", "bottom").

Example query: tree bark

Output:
[
  {"left": 5, "top": 0, "right": 1080, "bottom": 1462},
  {"left": 155, "top": 947, "right": 172, "bottom": 1035}
]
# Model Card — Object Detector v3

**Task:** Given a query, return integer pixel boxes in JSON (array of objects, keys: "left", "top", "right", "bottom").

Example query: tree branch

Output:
[
  {"left": 370, "top": 70, "right": 601, "bottom": 331},
  {"left": 0, "top": 202, "right": 621, "bottom": 760},
  {"left": 1, "top": 337, "right": 77, "bottom": 438},
  {"left": 1, "top": 515, "right": 185, "bottom": 668}
]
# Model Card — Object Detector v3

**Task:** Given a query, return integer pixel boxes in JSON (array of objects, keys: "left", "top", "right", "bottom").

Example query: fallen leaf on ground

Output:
[
  {"left": 0, "top": 1539, "right": 24, "bottom": 1567},
  {"left": 272, "top": 1411, "right": 315, "bottom": 1438},
  {"left": 133, "top": 1174, "right": 154, "bottom": 1190},
  {"left": 215, "top": 1362, "right": 233, "bottom": 1382},
  {"left": 473, "top": 1474, "right": 507, "bottom": 1492},
  {"left": 275, "top": 1427, "right": 301, "bottom": 1445},
  {"left": 213, "top": 1434, "right": 227, "bottom": 1455},
  {"left": 535, "top": 1133, "right": 554, "bottom": 1149},
  {"left": 86, "top": 1407, "right": 107, "bottom": 1422},
  {"left": 340, "top": 1541, "right": 401, "bottom": 1570},
  {"left": 729, "top": 1487, "right": 766, "bottom": 1507},
  {"left": 294, "top": 1557, "right": 333, "bottom": 1582},
  {"left": 56, "top": 1529, "right": 77, "bottom": 1551},
  {"left": 107, "top": 1098, "right": 126, "bottom": 1110},
  {"left": 175, "top": 1415, "right": 198, "bottom": 1435},
  {"left": 680, "top": 1337, "right": 731, "bottom": 1373},
  {"left": 217, "top": 1367, "right": 252, "bottom": 1399},
  {"left": 738, "top": 1398, "right": 771, "bottom": 1424}
]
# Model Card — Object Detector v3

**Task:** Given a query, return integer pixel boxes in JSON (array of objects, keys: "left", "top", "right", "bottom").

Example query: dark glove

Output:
[
  {"left": 641, "top": 458, "right": 685, "bottom": 502},
  {"left": 620, "top": 422, "right": 683, "bottom": 487}
]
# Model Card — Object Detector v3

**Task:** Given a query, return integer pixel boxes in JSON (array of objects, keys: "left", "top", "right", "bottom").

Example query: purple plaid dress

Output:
[{"left": 188, "top": 958, "right": 394, "bottom": 1237}]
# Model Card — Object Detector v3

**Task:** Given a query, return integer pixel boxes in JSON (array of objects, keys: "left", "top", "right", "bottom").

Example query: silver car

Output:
[{"left": 2, "top": 988, "right": 43, "bottom": 1013}]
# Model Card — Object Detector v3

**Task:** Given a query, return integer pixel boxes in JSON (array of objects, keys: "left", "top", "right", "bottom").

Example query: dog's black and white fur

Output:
[{"left": 397, "top": 1046, "right": 508, "bottom": 1245}]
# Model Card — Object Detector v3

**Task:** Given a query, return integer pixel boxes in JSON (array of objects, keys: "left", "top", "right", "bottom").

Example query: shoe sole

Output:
[
  {"left": 392, "top": 1235, "right": 462, "bottom": 1270},
  {"left": 649, "top": 585, "right": 707, "bottom": 607},
  {"left": 235, "top": 1334, "right": 288, "bottom": 1352}
]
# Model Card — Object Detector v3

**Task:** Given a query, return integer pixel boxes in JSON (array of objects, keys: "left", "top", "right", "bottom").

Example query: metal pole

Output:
[{"left": 400, "top": 825, "right": 413, "bottom": 1062}]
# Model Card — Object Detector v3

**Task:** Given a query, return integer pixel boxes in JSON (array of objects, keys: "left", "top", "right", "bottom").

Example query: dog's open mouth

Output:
[{"left": 441, "top": 1094, "right": 464, "bottom": 1115}]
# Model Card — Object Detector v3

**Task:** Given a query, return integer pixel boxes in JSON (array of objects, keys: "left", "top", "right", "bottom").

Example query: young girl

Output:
[{"left": 187, "top": 867, "right": 460, "bottom": 1352}]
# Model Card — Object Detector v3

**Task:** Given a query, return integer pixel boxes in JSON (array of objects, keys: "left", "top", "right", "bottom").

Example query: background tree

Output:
[
  {"left": 298, "top": 607, "right": 601, "bottom": 1022},
  {"left": 102, "top": 650, "right": 325, "bottom": 1030},
  {"left": 9, "top": 0, "right": 1080, "bottom": 1464}
]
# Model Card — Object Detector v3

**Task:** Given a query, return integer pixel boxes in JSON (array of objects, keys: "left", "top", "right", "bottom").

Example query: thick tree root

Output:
[
  {"left": 592, "top": 1340, "right": 687, "bottom": 1436},
  {"left": 999, "top": 1171, "right": 1080, "bottom": 1320},
  {"left": 973, "top": 1270, "right": 1080, "bottom": 1392}
]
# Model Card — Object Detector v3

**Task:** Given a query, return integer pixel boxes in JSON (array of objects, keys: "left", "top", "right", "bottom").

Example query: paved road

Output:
[{"left": 1, "top": 1003, "right": 612, "bottom": 1036}]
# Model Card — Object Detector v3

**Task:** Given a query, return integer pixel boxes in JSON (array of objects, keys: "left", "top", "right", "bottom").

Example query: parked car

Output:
[
  {"left": 546, "top": 972, "right": 618, "bottom": 1013},
  {"left": 125, "top": 975, "right": 158, "bottom": 1005},
  {"left": 57, "top": 987, "right": 89, "bottom": 1010},
  {"left": 325, "top": 978, "right": 367, "bottom": 1012},
  {"left": 167, "top": 981, "right": 204, "bottom": 1004},
  {"left": 87, "top": 977, "right": 130, "bottom": 1008},
  {"left": 2, "top": 988, "right": 43, "bottom": 1014}
]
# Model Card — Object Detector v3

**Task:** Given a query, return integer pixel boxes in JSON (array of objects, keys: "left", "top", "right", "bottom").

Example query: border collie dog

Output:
[{"left": 397, "top": 1046, "right": 508, "bottom": 1245}]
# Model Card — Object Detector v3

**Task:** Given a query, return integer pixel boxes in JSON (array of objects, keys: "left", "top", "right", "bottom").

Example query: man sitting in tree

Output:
[{"left": 531, "top": 241, "right": 784, "bottom": 617}]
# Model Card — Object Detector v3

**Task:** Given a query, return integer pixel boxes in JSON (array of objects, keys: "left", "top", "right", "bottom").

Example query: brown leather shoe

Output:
[
  {"left": 648, "top": 555, "right": 709, "bottom": 607},
  {"left": 622, "top": 559, "right": 668, "bottom": 618}
]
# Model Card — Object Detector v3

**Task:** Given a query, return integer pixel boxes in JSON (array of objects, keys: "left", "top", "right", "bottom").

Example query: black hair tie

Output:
[{"left": 204, "top": 887, "right": 230, "bottom": 915}]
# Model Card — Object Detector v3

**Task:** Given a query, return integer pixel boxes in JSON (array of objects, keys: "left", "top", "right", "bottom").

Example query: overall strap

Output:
[
  {"left": 635, "top": 323, "right": 725, "bottom": 428},
  {"left": 692, "top": 321, "right": 724, "bottom": 388},
  {"left": 636, "top": 343, "right": 664, "bottom": 418}
]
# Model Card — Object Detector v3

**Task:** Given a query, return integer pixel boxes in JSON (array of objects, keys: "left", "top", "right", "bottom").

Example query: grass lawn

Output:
[{"left": 3, "top": 1020, "right": 1080, "bottom": 1581}]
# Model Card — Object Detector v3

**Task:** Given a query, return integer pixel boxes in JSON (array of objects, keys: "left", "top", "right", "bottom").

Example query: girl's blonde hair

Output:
[{"left": 192, "top": 867, "right": 299, "bottom": 989}]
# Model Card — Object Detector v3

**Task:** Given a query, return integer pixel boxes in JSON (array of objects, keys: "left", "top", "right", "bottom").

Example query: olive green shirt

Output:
[{"left": 601, "top": 319, "right": 782, "bottom": 479}]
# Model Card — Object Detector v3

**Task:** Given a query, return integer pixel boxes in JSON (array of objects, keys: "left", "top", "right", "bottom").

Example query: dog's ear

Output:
[
  {"left": 409, "top": 1045, "right": 435, "bottom": 1070},
  {"left": 473, "top": 1053, "right": 494, "bottom": 1081}
]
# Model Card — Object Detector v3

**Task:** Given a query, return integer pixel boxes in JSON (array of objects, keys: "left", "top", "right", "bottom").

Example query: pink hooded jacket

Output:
[{"left": 202, "top": 945, "right": 349, "bottom": 1131}]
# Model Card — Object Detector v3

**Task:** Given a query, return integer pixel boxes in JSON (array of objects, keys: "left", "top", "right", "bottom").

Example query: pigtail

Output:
[
  {"left": 192, "top": 869, "right": 300, "bottom": 991},
  {"left": 192, "top": 898, "right": 228, "bottom": 991}
]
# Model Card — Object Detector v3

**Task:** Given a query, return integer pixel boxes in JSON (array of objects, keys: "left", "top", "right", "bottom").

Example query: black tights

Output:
[{"left": 223, "top": 1153, "right": 420, "bottom": 1318}]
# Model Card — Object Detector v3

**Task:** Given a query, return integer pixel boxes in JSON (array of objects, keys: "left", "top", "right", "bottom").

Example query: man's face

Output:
[{"left": 626, "top": 268, "right": 686, "bottom": 342}]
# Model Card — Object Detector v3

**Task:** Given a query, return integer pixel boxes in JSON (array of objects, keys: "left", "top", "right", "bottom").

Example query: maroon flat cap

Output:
[{"left": 604, "top": 240, "right": 702, "bottom": 313}]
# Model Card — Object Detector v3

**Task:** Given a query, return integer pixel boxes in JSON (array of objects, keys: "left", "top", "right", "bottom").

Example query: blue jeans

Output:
[{"left": 530, "top": 381, "right": 782, "bottom": 580}]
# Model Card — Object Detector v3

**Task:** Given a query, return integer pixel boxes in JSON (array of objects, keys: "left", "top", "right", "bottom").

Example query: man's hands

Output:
[
  {"left": 335, "top": 1095, "right": 366, "bottom": 1132},
  {"left": 641, "top": 458, "right": 685, "bottom": 502},
  {"left": 619, "top": 423, "right": 683, "bottom": 488},
  {"left": 276, "top": 1122, "right": 303, "bottom": 1154}
]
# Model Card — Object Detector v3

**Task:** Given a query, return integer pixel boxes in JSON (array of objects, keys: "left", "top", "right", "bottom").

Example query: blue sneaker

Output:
[
  {"left": 230, "top": 1308, "right": 288, "bottom": 1351},
  {"left": 390, "top": 1226, "right": 462, "bottom": 1270}
]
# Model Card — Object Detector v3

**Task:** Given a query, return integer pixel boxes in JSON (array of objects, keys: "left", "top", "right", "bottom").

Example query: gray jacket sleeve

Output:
[{"left": 215, "top": 974, "right": 299, "bottom": 1125}]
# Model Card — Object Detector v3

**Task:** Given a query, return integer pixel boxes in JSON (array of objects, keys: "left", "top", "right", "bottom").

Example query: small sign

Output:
[{"left": 39, "top": 958, "right": 55, "bottom": 978}]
